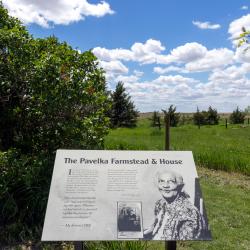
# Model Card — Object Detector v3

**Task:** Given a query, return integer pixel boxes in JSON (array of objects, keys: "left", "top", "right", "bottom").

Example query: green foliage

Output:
[
  {"left": 193, "top": 107, "right": 204, "bottom": 126},
  {"left": 86, "top": 241, "right": 148, "bottom": 250},
  {"left": 0, "top": 3, "right": 110, "bottom": 244},
  {"left": 236, "top": 27, "right": 250, "bottom": 50},
  {"left": 206, "top": 106, "right": 220, "bottom": 125},
  {"left": 110, "top": 81, "right": 138, "bottom": 128},
  {"left": 0, "top": 33, "right": 110, "bottom": 152},
  {"left": 162, "top": 105, "right": 180, "bottom": 127},
  {"left": 193, "top": 106, "right": 220, "bottom": 126},
  {"left": 150, "top": 111, "right": 161, "bottom": 127},
  {"left": 0, "top": 149, "right": 53, "bottom": 243},
  {"left": 230, "top": 106, "right": 246, "bottom": 124}
]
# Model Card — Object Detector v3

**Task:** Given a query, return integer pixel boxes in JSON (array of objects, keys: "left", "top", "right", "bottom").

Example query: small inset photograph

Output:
[{"left": 117, "top": 202, "right": 143, "bottom": 239}]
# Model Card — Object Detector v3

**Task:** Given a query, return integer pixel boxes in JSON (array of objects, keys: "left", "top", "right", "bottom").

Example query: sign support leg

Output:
[
  {"left": 165, "top": 241, "right": 176, "bottom": 250},
  {"left": 74, "top": 242, "right": 85, "bottom": 250}
]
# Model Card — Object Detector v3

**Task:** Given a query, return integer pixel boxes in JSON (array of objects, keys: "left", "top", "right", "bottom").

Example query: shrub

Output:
[
  {"left": 162, "top": 105, "right": 180, "bottom": 127},
  {"left": 206, "top": 106, "right": 220, "bottom": 125},
  {"left": 230, "top": 107, "right": 246, "bottom": 124},
  {"left": 150, "top": 111, "right": 161, "bottom": 127},
  {"left": 193, "top": 106, "right": 219, "bottom": 126},
  {"left": 0, "top": 3, "right": 110, "bottom": 244}
]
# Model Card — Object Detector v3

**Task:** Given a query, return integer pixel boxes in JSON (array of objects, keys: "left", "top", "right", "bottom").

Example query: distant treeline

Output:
[{"left": 149, "top": 106, "right": 249, "bottom": 127}]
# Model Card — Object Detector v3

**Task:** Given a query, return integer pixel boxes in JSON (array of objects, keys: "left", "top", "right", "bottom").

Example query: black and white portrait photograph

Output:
[{"left": 143, "top": 170, "right": 211, "bottom": 241}]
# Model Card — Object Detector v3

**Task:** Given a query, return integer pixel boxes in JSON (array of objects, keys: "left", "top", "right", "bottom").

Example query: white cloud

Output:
[
  {"left": 234, "top": 46, "right": 250, "bottom": 63},
  {"left": 193, "top": 64, "right": 250, "bottom": 105},
  {"left": 111, "top": 69, "right": 250, "bottom": 112},
  {"left": 155, "top": 42, "right": 208, "bottom": 65},
  {"left": 241, "top": 6, "right": 248, "bottom": 10},
  {"left": 161, "top": 42, "right": 207, "bottom": 64},
  {"left": 209, "top": 64, "right": 250, "bottom": 87},
  {"left": 92, "top": 47, "right": 134, "bottom": 61},
  {"left": 228, "top": 14, "right": 250, "bottom": 43},
  {"left": 93, "top": 39, "right": 166, "bottom": 64},
  {"left": 185, "top": 48, "right": 234, "bottom": 72},
  {"left": 99, "top": 60, "right": 128, "bottom": 75},
  {"left": 94, "top": 41, "right": 210, "bottom": 66},
  {"left": 192, "top": 21, "right": 221, "bottom": 30},
  {"left": 152, "top": 75, "right": 198, "bottom": 86},
  {"left": 154, "top": 66, "right": 189, "bottom": 74},
  {"left": 94, "top": 38, "right": 249, "bottom": 111},
  {"left": 116, "top": 75, "right": 140, "bottom": 83},
  {"left": 93, "top": 39, "right": 165, "bottom": 64},
  {"left": 2, "top": 0, "right": 114, "bottom": 27},
  {"left": 132, "top": 39, "right": 165, "bottom": 55},
  {"left": 129, "top": 39, "right": 166, "bottom": 64}
]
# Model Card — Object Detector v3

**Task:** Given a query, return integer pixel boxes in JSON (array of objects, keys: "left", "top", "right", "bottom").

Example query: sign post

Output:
[{"left": 74, "top": 242, "right": 85, "bottom": 250}]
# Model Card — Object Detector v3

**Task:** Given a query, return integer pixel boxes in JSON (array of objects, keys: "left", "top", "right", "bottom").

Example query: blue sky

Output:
[{"left": 3, "top": 0, "right": 250, "bottom": 112}]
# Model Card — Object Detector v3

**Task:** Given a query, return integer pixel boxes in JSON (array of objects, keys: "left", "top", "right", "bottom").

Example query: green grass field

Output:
[
  {"left": 9, "top": 119, "right": 250, "bottom": 250},
  {"left": 105, "top": 119, "right": 250, "bottom": 175},
  {"left": 101, "top": 119, "right": 250, "bottom": 250}
]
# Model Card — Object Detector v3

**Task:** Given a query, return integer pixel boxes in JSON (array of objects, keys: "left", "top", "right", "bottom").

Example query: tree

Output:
[
  {"left": 162, "top": 105, "right": 180, "bottom": 127},
  {"left": 230, "top": 107, "right": 246, "bottom": 124},
  {"left": 206, "top": 106, "right": 220, "bottom": 125},
  {"left": 193, "top": 106, "right": 219, "bottom": 126},
  {"left": 193, "top": 107, "right": 204, "bottom": 126},
  {"left": 0, "top": 3, "right": 110, "bottom": 243},
  {"left": 110, "top": 82, "right": 138, "bottom": 127},
  {"left": 150, "top": 111, "right": 160, "bottom": 127}
]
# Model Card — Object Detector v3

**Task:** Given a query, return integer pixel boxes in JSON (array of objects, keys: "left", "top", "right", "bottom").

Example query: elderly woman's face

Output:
[{"left": 158, "top": 172, "right": 180, "bottom": 201}]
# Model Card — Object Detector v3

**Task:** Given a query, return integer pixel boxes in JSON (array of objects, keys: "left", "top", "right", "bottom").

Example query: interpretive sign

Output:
[{"left": 42, "top": 150, "right": 211, "bottom": 241}]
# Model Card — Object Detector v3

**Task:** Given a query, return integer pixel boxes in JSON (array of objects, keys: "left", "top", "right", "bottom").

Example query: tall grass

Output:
[{"left": 105, "top": 119, "right": 250, "bottom": 175}]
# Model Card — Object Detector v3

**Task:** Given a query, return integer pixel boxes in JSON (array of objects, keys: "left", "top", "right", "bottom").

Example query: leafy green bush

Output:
[
  {"left": 0, "top": 3, "right": 110, "bottom": 244},
  {"left": 193, "top": 106, "right": 220, "bottom": 126}
]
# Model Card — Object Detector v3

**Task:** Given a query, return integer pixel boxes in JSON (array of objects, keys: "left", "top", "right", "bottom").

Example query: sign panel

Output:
[{"left": 42, "top": 150, "right": 211, "bottom": 241}]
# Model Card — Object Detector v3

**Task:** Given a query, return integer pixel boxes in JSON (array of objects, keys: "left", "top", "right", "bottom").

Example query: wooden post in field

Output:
[
  {"left": 248, "top": 118, "right": 249, "bottom": 125},
  {"left": 164, "top": 113, "right": 176, "bottom": 250},
  {"left": 226, "top": 118, "right": 228, "bottom": 129}
]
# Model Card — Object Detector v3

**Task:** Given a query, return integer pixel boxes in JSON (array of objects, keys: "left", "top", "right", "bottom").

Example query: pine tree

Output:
[
  {"left": 230, "top": 107, "right": 245, "bottom": 124},
  {"left": 206, "top": 106, "right": 220, "bottom": 125},
  {"left": 110, "top": 82, "right": 138, "bottom": 127},
  {"left": 193, "top": 107, "right": 204, "bottom": 127},
  {"left": 150, "top": 111, "right": 160, "bottom": 127},
  {"left": 193, "top": 106, "right": 219, "bottom": 125},
  {"left": 162, "top": 105, "right": 180, "bottom": 127}
]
